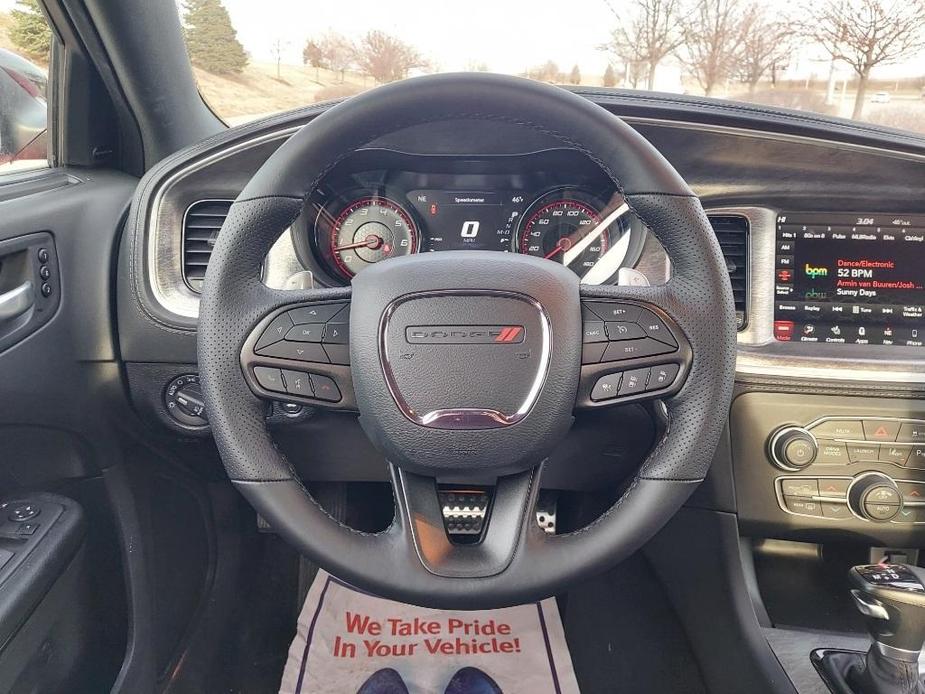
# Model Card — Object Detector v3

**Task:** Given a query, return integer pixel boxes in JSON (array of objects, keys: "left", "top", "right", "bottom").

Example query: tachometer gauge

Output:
[
  {"left": 516, "top": 191, "right": 635, "bottom": 283},
  {"left": 325, "top": 196, "right": 418, "bottom": 278}
]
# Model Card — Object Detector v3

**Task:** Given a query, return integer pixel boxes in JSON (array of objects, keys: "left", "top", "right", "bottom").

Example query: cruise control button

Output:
[
  {"left": 581, "top": 342, "right": 606, "bottom": 364},
  {"left": 898, "top": 421, "right": 925, "bottom": 443},
  {"left": 815, "top": 442, "right": 848, "bottom": 465},
  {"left": 285, "top": 323, "right": 325, "bottom": 342},
  {"left": 253, "top": 367, "right": 285, "bottom": 393},
  {"left": 582, "top": 321, "right": 607, "bottom": 343},
  {"left": 646, "top": 364, "right": 680, "bottom": 391},
  {"left": 281, "top": 370, "right": 312, "bottom": 397},
  {"left": 605, "top": 322, "right": 646, "bottom": 341},
  {"left": 818, "top": 478, "right": 851, "bottom": 497},
  {"left": 289, "top": 303, "right": 346, "bottom": 324},
  {"left": 323, "top": 344, "right": 350, "bottom": 365},
  {"left": 323, "top": 322, "right": 349, "bottom": 345},
  {"left": 863, "top": 420, "right": 900, "bottom": 442},
  {"left": 257, "top": 341, "right": 329, "bottom": 363},
  {"left": 254, "top": 313, "right": 294, "bottom": 351},
  {"left": 880, "top": 445, "right": 911, "bottom": 465},
  {"left": 602, "top": 338, "right": 675, "bottom": 362},
  {"left": 822, "top": 502, "right": 851, "bottom": 520},
  {"left": 618, "top": 368, "right": 649, "bottom": 396},
  {"left": 591, "top": 373, "right": 622, "bottom": 401},
  {"left": 784, "top": 497, "right": 822, "bottom": 517},
  {"left": 847, "top": 443, "right": 880, "bottom": 463},
  {"left": 637, "top": 311, "right": 678, "bottom": 347},
  {"left": 583, "top": 302, "right": 640, "bottom": 322},
  {"left": 309, "top": 374, "right": 341, "bottom": 402},
  {"left": 781, "top": 479, "right": 819, "bottom": 497},
  {"left": 809, "top": 419, "right": 864, "bottom": 440}
]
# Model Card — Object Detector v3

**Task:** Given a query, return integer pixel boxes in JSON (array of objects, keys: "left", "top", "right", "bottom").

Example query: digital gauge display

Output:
[{"left": 406, "top": 190, "right": 524, "bottom": 252}]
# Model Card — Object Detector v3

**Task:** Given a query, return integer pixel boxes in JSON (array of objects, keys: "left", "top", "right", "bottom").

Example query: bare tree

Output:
[
  {"left": 354, "top": 31, "right": 424, "bottom": 83},
  {"left": 738, "top": 4, "right": 794, "bottom": 95},
  {"left": 270, "top": 38, "right": 287, "bottom": 80},
  {"left": 526, "top": 60, "right": 561, "bottom": 83},
  {"left": 318, "top": 32, "right": 354, "bottom": 83},
  {"left": 681, "top": 0, "right": 747, "bottom": 96},
  {"left": 806, "top": 0, "right": 925, "bottom": 118},
  {"left": 602, "top": 0, "right": 685, "bottom": 90}
]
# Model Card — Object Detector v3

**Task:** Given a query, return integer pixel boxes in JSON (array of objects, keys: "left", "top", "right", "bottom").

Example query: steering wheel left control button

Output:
[
  {"left": 310, "top": 374, "right": 342, "bottom": 402},
  {"left": 591, "top": 373, "right": 622, "bottom": 401},
  {"left": 285, "top": 323, "right": 324, "bottom": 342},
  {"left": 255, "top": 314, "right": 294, "bottom": 351},
  {"left": 254, "top": 367, "right": 286, "bottom": 393},
  {"left": 281, "top": 370, "right": 313, "bottom": 397},
  {"left": 257, "top": 340, "right": 329, "bottom": 363}
]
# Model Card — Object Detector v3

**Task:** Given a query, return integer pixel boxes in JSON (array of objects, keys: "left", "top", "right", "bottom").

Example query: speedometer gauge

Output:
[
  {"left": 516, "top": 191, "right": 635, "bottom": 283},
  {"left": 325, "top": 196, "right": 418, "bottom": 278}
]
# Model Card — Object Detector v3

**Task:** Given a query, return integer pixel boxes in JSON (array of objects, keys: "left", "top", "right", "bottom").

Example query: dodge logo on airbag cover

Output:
[{"left": 405, "top": 326, "right": 525, "bottom": 344}]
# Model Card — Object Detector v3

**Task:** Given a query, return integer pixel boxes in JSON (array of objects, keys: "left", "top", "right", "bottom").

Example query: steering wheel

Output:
[{"left": 198, "top": 73, "right": 736, "bottom": 609}]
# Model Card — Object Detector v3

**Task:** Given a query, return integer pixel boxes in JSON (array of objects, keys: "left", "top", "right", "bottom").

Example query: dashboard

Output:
[{"left": 293, "top": 149, "right": 650, "bottom": 287}]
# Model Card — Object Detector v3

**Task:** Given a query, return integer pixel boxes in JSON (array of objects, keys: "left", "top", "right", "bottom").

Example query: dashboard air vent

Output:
[
  {"left": 182, "top": 199, "right": 232, "bottom": 292},
  {"left": 707, "top": 214, "right": 749, "bottom": 330}
]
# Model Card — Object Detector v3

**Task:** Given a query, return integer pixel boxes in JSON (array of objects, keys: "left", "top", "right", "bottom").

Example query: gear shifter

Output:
[{"left": 814, "top": 564, "right": 925, "bottom": 694}]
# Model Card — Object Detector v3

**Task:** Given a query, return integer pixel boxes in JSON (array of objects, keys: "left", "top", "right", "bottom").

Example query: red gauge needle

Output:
[
  {"left": 544, "top": 236, "right": 573, "bottom": 260},
  {"left": 333, "top": 234, "right": 383, "bottom": 252}
]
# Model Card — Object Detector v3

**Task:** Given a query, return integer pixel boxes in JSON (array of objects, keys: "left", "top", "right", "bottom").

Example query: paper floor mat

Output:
[{"left": 279, "top": 570, "right": 580, "bottom": 694}]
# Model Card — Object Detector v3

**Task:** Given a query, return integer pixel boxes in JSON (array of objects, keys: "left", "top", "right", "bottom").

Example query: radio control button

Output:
[
  {"left": 818, "top": 478, "right": 851, "bottom": 497},
  {"left": 879, "top": 445, "right": 911, "bottom": 465},
  {"left": 809, "top": 419, "right": 864, "bottom": 440},
  {"left": 863, "top": 420, "right": 900, "bottom": 442},
  {"left": 897, "top": 422, "right": 925, "bottom": 443},
  {"left": 816, "top": 442, "right": 849, "bottom": 465},
  {"left": 781, "top": 479, "right": 819, "bottom": 498},
  {"left": 847, "top": 443, "right": 881, "bottom": 463},
  {"left": 784, "top": 497, "right": 822, "bottom": 517},
  {"left": 822, "top": 502, "right": 851, "bottom": 520}
]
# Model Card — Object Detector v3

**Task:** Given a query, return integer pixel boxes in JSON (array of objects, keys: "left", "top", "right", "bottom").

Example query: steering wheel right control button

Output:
[{"left": 580, "top": 301, "right": 679, "bottom": 365}]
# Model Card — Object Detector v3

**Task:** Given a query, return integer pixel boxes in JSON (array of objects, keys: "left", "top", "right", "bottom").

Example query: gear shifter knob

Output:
[{"left": 850, "top": 563, "right": 925, "bottom": 661}]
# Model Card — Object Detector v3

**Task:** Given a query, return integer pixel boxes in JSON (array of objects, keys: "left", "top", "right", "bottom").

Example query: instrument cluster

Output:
[{"left": 292, "top": 149, "right": 650, "bottom": 286}]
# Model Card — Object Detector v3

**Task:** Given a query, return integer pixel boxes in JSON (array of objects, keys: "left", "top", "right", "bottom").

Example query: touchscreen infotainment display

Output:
[{"left": 774, "top": 213, "right": 925, "bottom": 346}]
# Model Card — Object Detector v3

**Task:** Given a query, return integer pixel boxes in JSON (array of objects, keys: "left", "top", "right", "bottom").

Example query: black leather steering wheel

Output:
[{"left": 198, "top": 73, "right": 736, "bottom": 609}]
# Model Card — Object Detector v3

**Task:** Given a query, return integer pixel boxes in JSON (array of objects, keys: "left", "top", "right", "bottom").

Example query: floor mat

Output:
[{"left": 279, "top": 571, "right": 579, "bottom": 694}]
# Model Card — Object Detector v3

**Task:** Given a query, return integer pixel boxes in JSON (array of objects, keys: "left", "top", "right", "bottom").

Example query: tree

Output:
[
  {"left": 738, "top": 4, "right": 794, "bottom": 94},
  {"left": 354, "top": 31, "right": 423, "bottom": 83},
  {"left": 569, "top": 65, "right": 582, "bottom": 84},
  {"left": 603, "top": 64, "right": 617, "bottom": 87},
  {"left": 806, "top": 0, "right": 925, "bottom": 119},
  {"left": 602, "top": 0, "right": 684, "bottom": 90},
  {"left": 8, "top": 0, "right": 51, "bottom": 62},
  {"left": 527, "top": 60, "right": 561, "bottom": 82},
  {"left": 318, "top": 32, "right": 355, "bottom": 82},
  {"left": 182, "top": 0, "right": 247, "bottom": 75},
  {"left": 303, "top": 40, "right": 324, "bottom": 68},
  {"left": 270, "top": 39, "right": 287, "bottom": 80},
  {"left": 681, "top": 0, "right": 747, "bottom": 96}
]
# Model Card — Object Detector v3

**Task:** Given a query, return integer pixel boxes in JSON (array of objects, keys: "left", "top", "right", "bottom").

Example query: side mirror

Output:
[{"left": 0, "top": 51, "right": 48, "bottom": 170}]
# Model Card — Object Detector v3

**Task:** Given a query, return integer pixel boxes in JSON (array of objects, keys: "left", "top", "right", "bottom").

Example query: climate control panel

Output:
[{"left": 776, "top": 472, "right": 925, "bottom": 524}]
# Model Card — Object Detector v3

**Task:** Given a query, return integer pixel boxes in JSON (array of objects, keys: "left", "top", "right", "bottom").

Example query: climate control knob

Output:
[
  {"left": 770, "top": 426, "right": 818, "bottom": 470},
  {"left": 848, "top": 473, "right": 902, "bottom": 522}
]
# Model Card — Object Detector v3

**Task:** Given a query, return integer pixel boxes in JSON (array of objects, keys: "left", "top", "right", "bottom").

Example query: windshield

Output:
[{"left": 178, "top": 0, "right": 925, "bottom": 134}]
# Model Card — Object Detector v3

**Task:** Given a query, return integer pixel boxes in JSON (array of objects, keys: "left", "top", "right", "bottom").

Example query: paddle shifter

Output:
[{"left": 816, "top": 564, "right": 925, "bottom": 693}]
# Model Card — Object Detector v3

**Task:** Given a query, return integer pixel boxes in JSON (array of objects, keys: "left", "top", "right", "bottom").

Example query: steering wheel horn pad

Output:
[
  {"left": 351, "top": 251, "right": 580, "bottom": 476},
  {"left": 197, "top": 73, "right": 736, "bottom": 608}
]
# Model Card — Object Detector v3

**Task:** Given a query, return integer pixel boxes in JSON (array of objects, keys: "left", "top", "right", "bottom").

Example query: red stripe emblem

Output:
[{"left": 495, "top": 326, "right": 523, "bottom": 343}]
